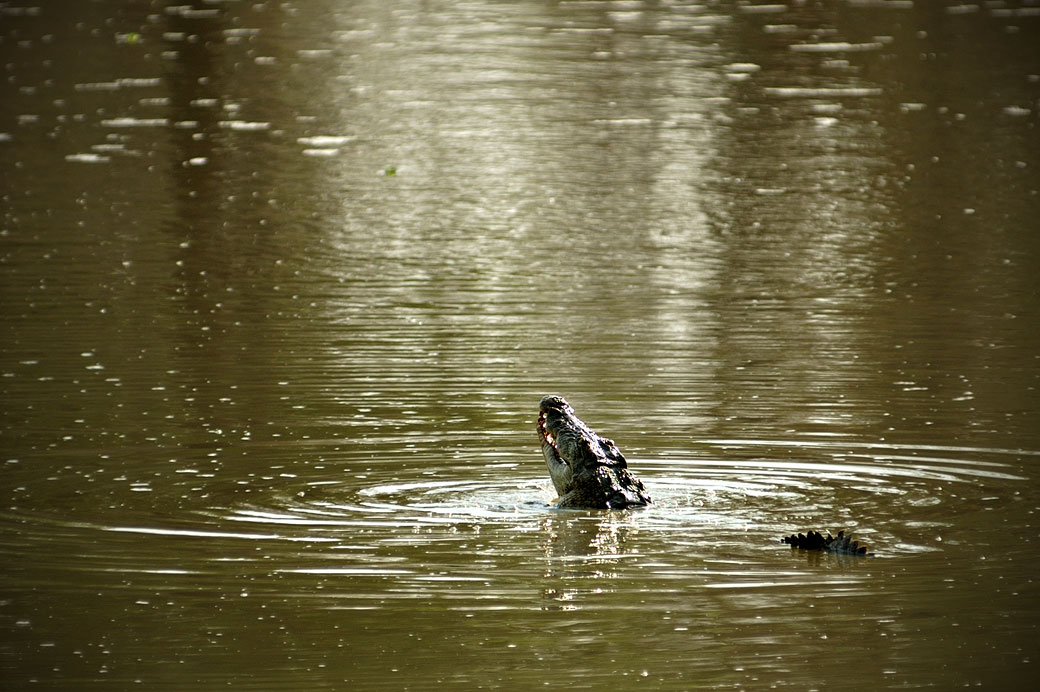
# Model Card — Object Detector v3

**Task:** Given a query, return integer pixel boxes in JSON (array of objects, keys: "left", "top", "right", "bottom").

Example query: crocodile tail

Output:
[
  {"left": 782, "top": 530, "right": 829, "bottom": 550},
  {"left": 782, "top": 530, "right": 871, "bottom": 556},
  {"left": 827, "top": 530, "right": 870, "bottom": 556}
]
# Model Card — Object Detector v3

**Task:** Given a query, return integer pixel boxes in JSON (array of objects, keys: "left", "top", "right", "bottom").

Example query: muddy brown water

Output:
[{"left": 2, "top": 1, "right": 1039, "bottom": 689}]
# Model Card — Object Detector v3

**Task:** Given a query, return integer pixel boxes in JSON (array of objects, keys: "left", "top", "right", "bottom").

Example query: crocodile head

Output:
[{"left": 537, "top": 395, "right": 651, "bottom": 509}]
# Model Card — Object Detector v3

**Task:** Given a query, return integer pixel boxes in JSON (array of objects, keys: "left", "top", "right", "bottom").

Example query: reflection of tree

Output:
[
  {"left": 538, "top": 512, "right": 639, "bottom": 609},
  {"left": 697, "top": 4, "right": 898, "bottom": 442}
]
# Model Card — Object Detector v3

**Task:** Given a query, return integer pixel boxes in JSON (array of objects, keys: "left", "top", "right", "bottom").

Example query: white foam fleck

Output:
[
  {"left": 302, "top": 148, "right": 340, "bottom": 157},
  {"left": 298, "top": 135, "right": 355, "bottom": 147},
  {"left": 66, "top": 153, "right": 110, "bottom": 163},
  {"left": 219, "top": 120, "right": 271, "bottom": 131},
  {"left": 791, "top": 41, "right": 885, "bottom": 53},
  {"left": 764, "top": 87, "right": 882, "bottom": 98},
  {"left": 1003, "top": 105, "right": 1031, "bottom": 117},
  {"left": 101, "top": 117, "right": 169, "bottom": 128}
]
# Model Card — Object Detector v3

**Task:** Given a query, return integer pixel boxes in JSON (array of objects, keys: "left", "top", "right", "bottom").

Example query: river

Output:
[{"left": 2, "top": 1, "right": 1039, "bottom": 689}]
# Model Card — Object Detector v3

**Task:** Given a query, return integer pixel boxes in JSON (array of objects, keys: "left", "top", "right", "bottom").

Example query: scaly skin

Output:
[
  {"left": 782, "top": 530, "right": 872, "bottom": 556},
  {"left": 537, "top": 395, "right": 651, "bottom": 509}
]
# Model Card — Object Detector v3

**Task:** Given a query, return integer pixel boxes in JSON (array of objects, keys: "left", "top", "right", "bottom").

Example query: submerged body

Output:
[{"left": 535, "top": 395, "right": 873, "bottom": 555}]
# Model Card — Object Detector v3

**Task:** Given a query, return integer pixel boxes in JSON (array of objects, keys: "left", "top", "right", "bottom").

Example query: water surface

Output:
[{"left": 2, "top": 1, "right": 1039, "bottom": 689}]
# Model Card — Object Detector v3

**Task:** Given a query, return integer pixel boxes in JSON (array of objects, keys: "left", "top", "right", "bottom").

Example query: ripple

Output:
[
  {"left": 223, "top": 477, "right": 553, "bottom": 531},
  {"left": 105, "top": 525, "right": 333, "bottom": 542},
  {"left": 1, "top": 438, "right": 1030, "bottom": 595},
  {"left": 199, "top": 438, "right": 1031, "bottom": 541}
]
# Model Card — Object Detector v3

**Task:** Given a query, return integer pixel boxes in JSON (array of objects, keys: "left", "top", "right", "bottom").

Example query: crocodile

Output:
[
  {"left": 536, "top": 395, "right": 872, "bottom": 555},
  {"left": 537, "top": 395, "right": 651, "bottom": 509}
]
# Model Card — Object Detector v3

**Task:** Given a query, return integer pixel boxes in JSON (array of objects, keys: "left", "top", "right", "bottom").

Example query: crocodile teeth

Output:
[{"left": 537, "top": 413, "right": 554, "bottom": 445}]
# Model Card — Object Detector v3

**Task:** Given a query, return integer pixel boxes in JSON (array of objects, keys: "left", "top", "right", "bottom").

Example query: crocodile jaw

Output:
[{"left": 538, "top": 409, "right": 572, "bottom": 495}]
